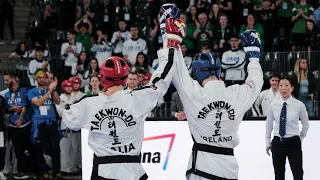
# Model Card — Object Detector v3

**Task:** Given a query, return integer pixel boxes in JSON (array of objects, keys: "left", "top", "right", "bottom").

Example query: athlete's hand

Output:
[
  {"left": 165, "top": 18, "right": 187, "bottom": 49},
  {"left": 240, "top": 29, "right": 261, "bottom": 61},
  {"left": 266, "top": 146, "right": 271, "bottom": 156}
]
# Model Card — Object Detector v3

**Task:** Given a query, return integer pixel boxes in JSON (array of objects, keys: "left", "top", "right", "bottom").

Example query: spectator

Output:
[
  {"left": 193, "top": 12, "right": 214, "bottom": 51},
  {"left": 305, "top": 20, "right": 317, "bottom": 51},
  {"left": 119, "top": 0, "right": 136, "bottom": 25},
  {"left": 149, "top": 17, "right": 162, "bottom": 54},
  {"left": 0, "top": 74, "right": 10, "bottom": 97},
  {"left": 180, "top": 13, "right": 196, "bottom": 53},
  {"left": 216, "top": 0, "right": 233, "bottom": 25},
  {"left": 83, "top": 57, "right": 99, "bottom": 91},
  {"left": 95, "top": 0, "right": 116, "bottom": 33},
  {"left": 293, "top": 58, "right": 315, "bottom": 116},
  {"left": 291, "top": 0, "right": 314, "bottom": 51},
  {"left": 71, "top": 51, "right": 88, "bottom": 84},
  {"left": 0, "top": 0, "right": 15, "bottom": 45},
  {"left": 3, "top": 73, "right": 32, "bottom": 179},
  {"left": 85, "top": 76, "right": 101, "bottom": 96},
  {"left": 124, "top": 72, "right": 142, "bottom": 92},
  {"left": 273, "top": 27, "right": 290, "bottom": 51},
  {"left": 254, "top": 0, "right": 275, "bottom": 13},
  {"left": 40, "top": 4, "right": 58, "bottom": 30},
  {"left": 213, "top": 14, "right": 236, "bottom": 55},
  {"left": 28, "top": 47, "right": 50, "bottom": 87},
  {"left": 180, "top": 43, "right": 193, "bottom": 74},
  {"left": 27, "top": 69, "right": 61, "bottom": 179},
  {"left": 29, "top": 40, "right": 50, "bottom": 60},
  {"left": 201, "top": 43, "right": 211, "bottom": 53},
  {"left": 259, "top": 0, "right": 276, "bottom": 52},
  {"left": 55, "top": 80, "right": 79, "bottom": 176},
  {"left": 131, "top": 52, "right": 154, "bottom": 75},
  {"left": 74, "top": 15, "right": 93, "bottom": 53},
  {"left": 221, "top": 36, "right": 246, "bottom": 86},
  {"left": 71, "top": 76, "right": 86, "bottom": 100},
  {"left": 122, "top": 24, "right": 148, "bottom": 66},
  {"left": 8, "top": 42, "right": 30, "bottom": 87},
  {"left": 253, "top": 72, "right": 281, "bottom": 116},
  {"left": 0, "top": 95, "right": 6, "bottom": 180},
  {"left": 275, "top": 0, "right": 296, "bottom": 41},
  {"left": 57, "top": 0, "right": 77, "bottom": 30},
  {"left": 90, "top": 28, "right": 112, "bottom": 66},
  {"left": 170, "top": 91, "right": 186, "bottom": 120},
  {"left": 136, "top": 68, "right": 148, "bottom": 86},
  {"left": 187, "top": 5, "right": 198, "bottom": 25},
  {"left": 239, "top": 14, "right": 264, "bottom": 50},
  {"left": 236, "top": 0, "right": 254, "bottom": 31},
  {"left": 111, "top": 20, "right": 131, "bottom": 57},
  {"left": 196, "top": 0, "right": 211, "bottom": 14},
  {"left": 208, "top": 3, "right": 220, "bottom": 26},
  {"left": 61, "top": 29, "right": 83, "bottom": 80},
  {"left": 314, "top": 3, "right": 320, "bottom": 27}
]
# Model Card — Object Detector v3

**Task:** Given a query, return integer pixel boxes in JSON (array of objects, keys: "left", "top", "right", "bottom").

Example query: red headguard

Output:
[
  {"left": 70, "top": 76, "right": 82, "bottom": 87},
  {"left": 61, "top": 80, "right": 73, "bottom": 93},
  {"left": 100, "top": 56, "right": 129, "bottom": 90}
]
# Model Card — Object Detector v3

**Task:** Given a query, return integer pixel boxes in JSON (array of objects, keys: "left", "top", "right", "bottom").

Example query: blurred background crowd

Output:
[{"left": 0, "top": 0, "right": 320, "bottom": 179}]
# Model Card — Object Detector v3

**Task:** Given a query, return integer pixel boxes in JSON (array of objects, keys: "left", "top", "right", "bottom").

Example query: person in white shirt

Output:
[
  {"left": 55, "top": 80, "right": 78, "bottom": 175},
  {"left": 124, "top": 72, "right": 142, "bottom": 92},
  {"left": 122, "top": 24, "right": 148, "bottom": 66},
  {"left": 111, "top": 20, "right": 131, "bottom": 56},
  {"left": 221, "top": 36, "right": 246, "bottom": 86},
  {"left": 90, "top": 29, "right": 113, "bottom": 66},
  {"left": 28, "top": 47, "right": 50, "bottom": 86},
  {"left": 60, "top": 29, "right": 83, "bottom": 80},
  {"left": 265, "top": 76, "right": 309, "bottom": 180},
  {"left": 253, "top": 73, "right": 281, "bottom": 116}
]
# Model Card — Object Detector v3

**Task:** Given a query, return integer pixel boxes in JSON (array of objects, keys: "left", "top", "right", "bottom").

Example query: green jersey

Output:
[
  {"left": 292, "top": 3, "right": 314, "bottom": 34},
  {"left": 277, "top": 0, "right": 295, "bottom": 18},
  {"left": 76, "top": 32, "right": 91, "bottom": 53}
]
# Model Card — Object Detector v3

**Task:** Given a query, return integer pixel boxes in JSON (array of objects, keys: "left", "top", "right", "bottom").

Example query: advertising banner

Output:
[{"left": 82, "top": 121, "right": 320, "bottom": 180}]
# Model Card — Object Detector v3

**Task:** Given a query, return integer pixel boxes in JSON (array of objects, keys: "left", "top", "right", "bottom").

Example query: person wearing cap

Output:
[
  {"left": 221, "top": 35, "right": 246, "bottom": 87},
  {"left": 56, "top": 80, "right": 79, "bottom": 176},
  {"left": 27, "top": 69, "right": 62, "bottom": 179},
  {"left": 70, "top": 76, "right": 86, "bottom": 101},
  {"left": 28, "top": 46, "right": 50, "bottom": 87}
]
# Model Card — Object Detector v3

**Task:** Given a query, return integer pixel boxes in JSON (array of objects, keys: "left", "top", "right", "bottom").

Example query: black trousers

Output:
[
  {"left": 9, "top": 123, "right": 35, "bottom": 174},
  {"left": 36, "top": 123, "right": 60, "bottom": 175},
  {"left": 0, "top": 131, "right": 5, "bottom": 171},
  {"left": 0, "top": 9, "right": 15, "bottom": 40},
  {"left": 271, "top": 136, "right": 303, "bottom": 180}
]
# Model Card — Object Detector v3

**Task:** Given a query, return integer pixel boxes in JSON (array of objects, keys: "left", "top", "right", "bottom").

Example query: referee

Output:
[{"left": 265, "top": 76, "right": 309, "bottom": 180}]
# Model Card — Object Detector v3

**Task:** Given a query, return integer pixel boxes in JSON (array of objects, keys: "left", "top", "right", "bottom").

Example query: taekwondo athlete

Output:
[{"left": 61, "top": 17, "right": 187, "bottom": 180}]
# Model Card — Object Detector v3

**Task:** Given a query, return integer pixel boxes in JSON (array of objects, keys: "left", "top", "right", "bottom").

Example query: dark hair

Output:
[
  {"left": 4, "top": 72, "right": 17, "bottom": 78},
  {"left": 135, "top": 52, "right": 148, "bottom": 71},
  {"left": 136, "top": 68, "right": 146, "bottom": 75},
  {"left": 305, "top": 20, "right": 315, "bottom": 33},
  {"left": 68, "top": 29, "right": 76, "bottom": 35},
  {"left": 130, "top": 24, "right": 139, "bottom": 30},
  {"left": 180, "top": 42, "right": 187, "bottom": 48},
  {"left": 279, "top": 75, "right": 295, "bottom": 86},
  {"left": 270, "top": 72, "right": 281, "bottom": 79},
  {"left": 89, "top": 58, "right": 100, "bottom": 75},
  {"left": 14, "top": 42, "right": 27, "bottom": 55},
  {"left": 88, "top": 75, "right": 101, "bottom": 90},
  {"left": 129, "top": 71, "right": 138, "bottom": 76},
  {"left": 77, "top": 51, "right": 88, "bottom": 69}
]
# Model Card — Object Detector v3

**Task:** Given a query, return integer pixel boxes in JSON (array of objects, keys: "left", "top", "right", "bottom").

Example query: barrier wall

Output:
[{"left": 81, "top": 121, "right": 320, "bottom": 180}]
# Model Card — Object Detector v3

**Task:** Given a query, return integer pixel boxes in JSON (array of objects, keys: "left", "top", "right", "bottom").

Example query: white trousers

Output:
[{"left": 60, "top": 131, "right": 81, "bottom": 172}]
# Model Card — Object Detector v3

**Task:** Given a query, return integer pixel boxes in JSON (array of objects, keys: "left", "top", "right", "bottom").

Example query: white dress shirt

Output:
[{"left": 265, "top": 96, "right": 309, "bottom": 147}]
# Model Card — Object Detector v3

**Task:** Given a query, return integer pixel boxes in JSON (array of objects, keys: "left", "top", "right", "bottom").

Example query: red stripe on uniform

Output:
[{"left": 246, "top": 83, "right": 252, "bottom": 88}]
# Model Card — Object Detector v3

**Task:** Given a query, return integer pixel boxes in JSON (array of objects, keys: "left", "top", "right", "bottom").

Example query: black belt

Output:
[
  {"left": 186, "top": 142, "right": 237, "bottom": 180},
  {"left": 93, "top": 154, "right": 141, "bottom": 165}
]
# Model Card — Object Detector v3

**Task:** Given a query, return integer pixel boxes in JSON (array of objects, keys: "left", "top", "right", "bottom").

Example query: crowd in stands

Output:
[{"left": 0, "top": 0, "right": 319, "bottom": 179}]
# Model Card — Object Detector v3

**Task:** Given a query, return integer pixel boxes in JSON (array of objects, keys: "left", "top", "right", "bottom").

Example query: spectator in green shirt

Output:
[
  {"left": 291, "top": 0, "right": 314, "bottom": 51},
  {"left": 193, "top": 12, "right": 215, "bottom": 52},
  {"left": 85, "top": 76, "right": 101, "bottom": 96},
  {"left": 275, "top": 0, "right": 296, "bottom": 40},
  {"left": 239, "top": 14, "right": 265, "bottom": 50},
  {"left": 74, "top": 14, "right": 93, "bottom": 53}
]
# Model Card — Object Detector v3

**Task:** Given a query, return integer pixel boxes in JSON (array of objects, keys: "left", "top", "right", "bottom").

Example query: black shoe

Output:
[{"left": 13, "top": 173, "right": 30, "bottom": 179}]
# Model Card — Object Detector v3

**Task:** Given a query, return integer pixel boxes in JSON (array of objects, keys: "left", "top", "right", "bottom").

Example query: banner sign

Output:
[{"left": 82, "top": 121, "right": 320, "bottom": 180}]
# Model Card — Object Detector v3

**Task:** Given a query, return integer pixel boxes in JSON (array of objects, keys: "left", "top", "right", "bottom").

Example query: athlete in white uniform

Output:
[
  {"left": 61, "top": 17, "right": 186, "bottom": 180},
  {"left": 174, "top": 30, "right": 263, "bottom": 179}
]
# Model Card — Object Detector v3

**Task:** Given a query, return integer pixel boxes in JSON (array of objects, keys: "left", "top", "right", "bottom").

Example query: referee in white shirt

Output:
[{"left": 266, "top": 76, "right": 309, "bottom": 180}]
